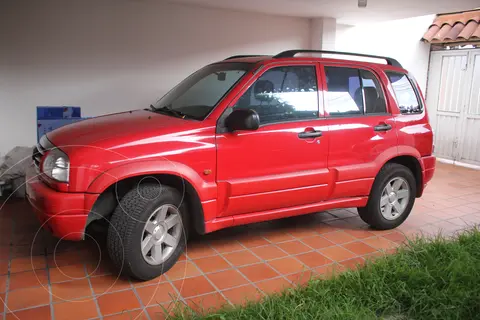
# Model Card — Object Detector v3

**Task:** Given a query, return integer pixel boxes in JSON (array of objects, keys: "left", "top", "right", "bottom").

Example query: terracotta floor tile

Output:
[
  {"left": 193, "top": 255, "right": 230, "bottom": 273},
  {"left": 222, "top": 284, "right": 263, "bottom": 306},
  {"left": 286, "top": 270, "right": 317, "bottom": 286},
  {"left": 89, "top": 275, "right": 132, "bottom": 295},
  {"left": 97, "top": 290, "right": 141, "bottom": 316},
  {"left": 85, "top": 260, "right": 112, "bottom": 277},
  {"left": 207, "top": 269, "right": 249, "bottom": 290},
  {"left": 10, "top": 255, "right": 46, "bottom": 273},
  {"left": 185, "top": 244, "right": 216, "bottom": 259},
  {"left": 382, "top": 231, "right": 408, "bottom": 244},
  {"left": 7, "top": 286, "right": 50, "bottom": 311},
  {"left": 313, "top": 223, "right": 338, "bottom": 234},
  {"left": 209, "top": 240, "right": 245, "bottom": 253},
  {"left": 363, "top": 237, "right": 398, "bottom": 251},
  {"left": 302, "top": 236, "right": 335, "bottom": 249},
  {"left": 0, "top": 275, "right": 6, "bottom": 293},
  {"left": 6, "top": 305, "right": 51, "bottom": 320},
  {"left": 340, "top": 257, "right": 366, "bottom": 270},
  {"left": 256, "top": 277, "right": 291, "bottom": 295},
  {"left": 146, "top": 304, "right": 177, "bottom": 320},
  {"left": 49, "top": 265, "right": 87, "bottom": 283},
  {"left": 51, "top": 278, "right": 93, "bottom": 302},
  {"left": 8, "top": 269, "right": 49, "bottom": 291},
  {"left": 319, "top": 246, "right": 357, "bottom": 262},
  {"left": 0, "top": 260, "right": 8, "bottom": 275},
  {"left": 268, "top": 257, "right": 307, "bottom": 275},
  {"left": 173, "top": 275, "right": 216, "bottom": 298},
  {"left": 238, "top": 236, "right": 270, "bottom": 248},
  {"left": 315, "top": 263, "right": 346, "bottom": 279},
  {"left": 250, "top": 245, "right": 287, "bottom": 260},
  {"left": 296, "top": 251, "right": 332, "bottom": 268},
  {"left": 54, "top": 299, "right": 100, "bottom": 320},
  {"left": 277, "top": 240, "right": 312, "bottom": 255},
  {"left": 263, "top": 231, "right": 294, "bottom": 243},
  {"left": 136, "top": 282, "right": 178, "bottom": 306},
  {"left": 165, "top": 260, "right": 201, "bottom": 280},
  {"left": 323, "top": 231, "right": 356, "bottom": 244},
  {"left": 287, "top": 228, "right": 319, "bottom": 239},
  {"left": 344, "top": 228, "right": 376, "bottom": 239},
  {"left": 103, "top": 309, "right": 149, "bottom": 320},
  {"left": 47, "top": 250, "right": 89, "bottom": 268},
  {"left": 223, "top": 250, "right": 260, "bottom": 267},
  {"left": 239, "top": 263, "right": 279, "bottom": 282},
  {"left": 131, "top": 274, "right": 168, "bottom": 288},
  {"left": 186, "top": 292, "right": 228, "bottom": 314},
  {"left": 342, "top": 241, "right": 377, "bottom": 256}
]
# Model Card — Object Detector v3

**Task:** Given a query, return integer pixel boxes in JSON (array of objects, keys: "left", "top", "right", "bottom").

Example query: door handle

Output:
[
  {"left": 298, "top": 130, "right": 322, "bottom": 139},
  {"left": 374, "top": 123, "right": 392, "bottom": 132}
]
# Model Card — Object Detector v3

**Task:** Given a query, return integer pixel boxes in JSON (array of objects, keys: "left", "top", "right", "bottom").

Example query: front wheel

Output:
[
  {"left": 107, "top": 184, "right": 188, "bottom": 281},
  {"left": 358, "top": 163, "right": 416, "bottom": 230}
]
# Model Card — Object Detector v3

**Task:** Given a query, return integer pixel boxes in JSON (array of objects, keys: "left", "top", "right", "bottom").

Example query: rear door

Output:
[
  {"left": 215, "top": 62, "right": 330, "bottom": 217},
  {"left": 320, "top": 64, "right": 398, "bottom": 199}
]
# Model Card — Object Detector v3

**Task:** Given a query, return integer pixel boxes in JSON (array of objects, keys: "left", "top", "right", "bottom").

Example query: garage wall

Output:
[
  {"left": 0, "top": 0, "right": 310, "bottom": 156},
  {"left": 335, "top": 15, "right": 434, "bottom": 93}
]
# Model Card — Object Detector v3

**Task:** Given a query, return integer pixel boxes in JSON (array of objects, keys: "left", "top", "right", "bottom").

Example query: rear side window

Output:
[
  {"left": 324, "top": 67, "right": 387, "bottom": 116},
  {"left": 386, "top": 72, "right": 423, "bottom": 114}
]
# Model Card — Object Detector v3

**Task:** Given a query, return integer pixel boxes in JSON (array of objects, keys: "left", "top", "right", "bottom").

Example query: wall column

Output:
[{"left": 310, "top": 17, "right": 337, "bottom": 50}]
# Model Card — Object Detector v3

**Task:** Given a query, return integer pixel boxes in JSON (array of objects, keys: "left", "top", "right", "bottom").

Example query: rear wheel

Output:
[
  {"left": 358, "top": 163, "right": 416, "bottom": 230},
  {"left": 107, "top": 183, "right": 188, "bottom": 281}
]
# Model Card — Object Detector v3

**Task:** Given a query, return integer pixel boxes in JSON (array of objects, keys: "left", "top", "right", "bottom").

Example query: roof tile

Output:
[{"left": 423, "top": 9, "right": 480, "bottom": 44}]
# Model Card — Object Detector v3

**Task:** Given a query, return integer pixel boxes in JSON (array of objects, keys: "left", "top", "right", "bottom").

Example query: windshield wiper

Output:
[{"left": 149, "top": 105, "right": 189, "bottom": 119}]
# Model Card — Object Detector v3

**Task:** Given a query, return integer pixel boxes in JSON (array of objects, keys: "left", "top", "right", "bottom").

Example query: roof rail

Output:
[
  {"left": 224, "top": 55, "right": 267, "bottom": 60},
  {"left": 273, "top": 50, "right": 402, "bottom": 68}
]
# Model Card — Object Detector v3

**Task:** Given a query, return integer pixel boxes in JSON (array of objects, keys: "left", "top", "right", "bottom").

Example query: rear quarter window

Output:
[{"left": 386, "top": 72, "right": 423, "bottom": 114}]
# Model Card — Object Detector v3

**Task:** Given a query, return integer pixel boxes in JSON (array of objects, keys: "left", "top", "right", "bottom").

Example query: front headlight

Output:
[{"left": 42, "top": 149, "right": 70, "bottom": 183}]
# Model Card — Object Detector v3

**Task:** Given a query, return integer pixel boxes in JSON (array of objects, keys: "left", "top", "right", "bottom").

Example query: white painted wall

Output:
[
  {"left": 0, "top": 0, "right": 309, "bottom": 156},
  {"left": 335, "top": 15, "right": 434, "bottom": 93}
]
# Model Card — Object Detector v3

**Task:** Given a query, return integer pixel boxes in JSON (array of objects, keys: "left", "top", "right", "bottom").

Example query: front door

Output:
[
  {"left": 320, "top": 64, "right": 398, "bottom": 199},
  {"left": 215, "top": 63, "right": 330, "bottom": 217}
]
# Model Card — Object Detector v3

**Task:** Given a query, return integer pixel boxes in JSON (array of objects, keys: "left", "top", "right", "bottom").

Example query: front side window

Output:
[
  {"left": 153, "top": 63, "right": 251, "bottom": 120},
  {"left": 324, "top": 66, "right": 387, "bottom": 116},
  {"left": 386, "top": 72, "right": 423, "bottom": 114},
  {"left": 233, "top": 66, "right": 319, "bottom": 124}
]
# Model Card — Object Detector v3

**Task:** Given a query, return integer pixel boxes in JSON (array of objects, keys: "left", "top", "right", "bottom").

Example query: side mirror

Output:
[{"left": 225, "top": 109, "right": 260, "bottom": 132}]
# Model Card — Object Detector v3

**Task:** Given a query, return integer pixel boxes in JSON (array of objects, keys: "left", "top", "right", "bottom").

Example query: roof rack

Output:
[
  {"left": 273, "top": 50, "right": 402, "bottom": 68},
  {"left": 224, "top": 55, "right": 267, "bottom": 60}
]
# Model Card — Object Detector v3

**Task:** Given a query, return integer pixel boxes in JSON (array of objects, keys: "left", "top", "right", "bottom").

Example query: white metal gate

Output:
[{"left": 426, "top": 49, "right": 480, "bottom": 167}]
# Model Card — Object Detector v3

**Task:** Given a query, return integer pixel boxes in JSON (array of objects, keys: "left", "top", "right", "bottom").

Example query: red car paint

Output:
[{"left": 26, "top": 55, "right": 435, "bottom": 241}]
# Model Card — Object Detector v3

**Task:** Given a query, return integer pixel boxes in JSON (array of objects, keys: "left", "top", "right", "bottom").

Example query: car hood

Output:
[{"left": 47, "top": 109, "right": 201, "bottom": 149}]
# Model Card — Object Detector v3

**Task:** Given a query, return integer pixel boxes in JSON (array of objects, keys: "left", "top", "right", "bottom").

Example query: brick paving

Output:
[{"left": 0, "top": 162, "right": 479, "bottom": 319}]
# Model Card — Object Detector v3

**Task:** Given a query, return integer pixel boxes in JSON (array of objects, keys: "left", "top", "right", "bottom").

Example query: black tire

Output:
[
  {"left": 107, "top": 183, "right": 188, "bottom": 281},
  {"left": 357, "top": 163, "right": 416, "bottom": 230}
]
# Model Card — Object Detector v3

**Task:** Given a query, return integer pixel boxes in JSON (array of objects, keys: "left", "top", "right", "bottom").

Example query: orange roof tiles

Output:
[{"left": 422, "top": 9, "right": 480, "bottom": 44}]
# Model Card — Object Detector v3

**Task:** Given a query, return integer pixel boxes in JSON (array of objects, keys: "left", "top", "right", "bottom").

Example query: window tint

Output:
[
  {"left": 386, "top": 72, "right": 423, "bottom": 114},
  {"left": 361, "top": 70, "right": 387, "bottom": 114},
  {"left": 153, "top": 63, "right": 251, "bottom": 120},
  {"left": 325, "top": 67, "right": 387, "bottom": 116},
  {"left": 233, "top": 66, "right": 318, "bottom": 124},
  {"left": 324, "top": 67, "right": 363, "bottom": 116}
]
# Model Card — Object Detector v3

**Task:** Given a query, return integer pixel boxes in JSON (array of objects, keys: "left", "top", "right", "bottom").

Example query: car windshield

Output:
[{"left": 152, "top": 62, "right": 253, "bottom": 120}]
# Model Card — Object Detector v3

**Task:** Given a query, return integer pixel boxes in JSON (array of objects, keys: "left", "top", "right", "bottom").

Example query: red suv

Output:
[{"left": 26, "top": 50, "right": 435, "bottom": 280}]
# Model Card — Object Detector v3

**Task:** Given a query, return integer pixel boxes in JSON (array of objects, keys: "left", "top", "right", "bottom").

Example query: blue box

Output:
[
  {"left": 37, "top": 118, "right": 86, "bottom": 142},
  {"left": 37, "top": 106, "right": 81, "bottom": 120}
]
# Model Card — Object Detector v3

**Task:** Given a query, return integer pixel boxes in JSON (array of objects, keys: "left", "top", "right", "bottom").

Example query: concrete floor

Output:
[{"left": 0, "top": 162, "right": 479, "bottom": 320}]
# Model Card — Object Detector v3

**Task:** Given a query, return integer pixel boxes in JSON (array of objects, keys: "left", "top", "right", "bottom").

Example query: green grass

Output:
[{"left": 173, "top": 229, "right": 480, "bottom": 320}]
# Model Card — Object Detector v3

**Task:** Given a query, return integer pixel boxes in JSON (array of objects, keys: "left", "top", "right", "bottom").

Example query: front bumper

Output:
[{"left": 25, "top": 165, "right": 90, "bottom": 241}]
